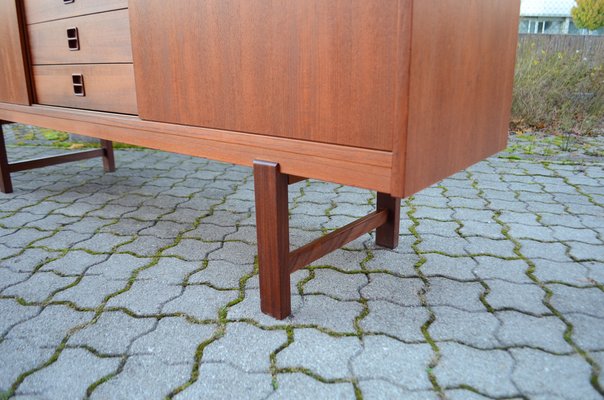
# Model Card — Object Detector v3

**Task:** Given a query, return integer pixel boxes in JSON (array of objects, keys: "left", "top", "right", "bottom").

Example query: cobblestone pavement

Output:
[{"left": 0, "top": 132, "right": 603, "bottom": 400}]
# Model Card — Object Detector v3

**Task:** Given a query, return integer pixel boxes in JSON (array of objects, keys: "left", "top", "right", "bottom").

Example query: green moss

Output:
[{"left": 40, "top": 128, "right": 69, "bottom": 142}]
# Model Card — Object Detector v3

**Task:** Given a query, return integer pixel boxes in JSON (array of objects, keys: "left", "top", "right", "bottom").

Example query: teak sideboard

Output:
[{"left": 0, "top": 0, "right": 520, "bottom": 319}]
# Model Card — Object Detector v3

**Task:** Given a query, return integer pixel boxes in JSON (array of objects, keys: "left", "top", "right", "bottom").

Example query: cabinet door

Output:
[
  {"left": 0, "top": 0, "right": 30, "bottom": 105},
  {"left": 129, "top": 0, "right": 410, "bottom": 151}
]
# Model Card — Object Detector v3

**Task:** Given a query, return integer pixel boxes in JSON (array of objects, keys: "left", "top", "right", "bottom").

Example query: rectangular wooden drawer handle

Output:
[
  {"left": 66, "top": 27, "right": 79, "bottom": 51},
  {"left": 72, "top": 74, "right": 85, "bottom": 96}
]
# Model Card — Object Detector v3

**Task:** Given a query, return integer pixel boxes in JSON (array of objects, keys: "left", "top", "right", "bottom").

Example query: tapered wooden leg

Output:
[
  {"left": 100, "top": 140, "right": 115, "bottom": 172},
  {"left": 253, "top": 160, "right": 291, "bottom": 319},
  {"left": 0, "top": 125, "right": 13, "bottom": 194},
  {"left": 376, "top": 192, "right": 400, "bottom": 249}
]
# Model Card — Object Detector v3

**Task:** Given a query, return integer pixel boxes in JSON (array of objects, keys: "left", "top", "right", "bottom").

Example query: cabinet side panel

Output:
[
  {"left": 402, "top": 0, "right": 519, "bottom": 197},
  {"left": 129, "top": 0, "right": 407, "bottom": 151},
  {"left": 0, "top": 0, "right": 30, "bottom": 106}
]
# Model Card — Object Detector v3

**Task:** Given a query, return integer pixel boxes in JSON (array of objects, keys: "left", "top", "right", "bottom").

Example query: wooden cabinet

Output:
[
  {"left": 129, "top": 0, "right": 408, "bottom": 152},
  {"left": 0, "top": 0, "right": 521, "bottom": 318},
  {"left": 23, "top": 0, "right": 136, "bottom": 114},
  {"left": 0, "top": 0, "right": 31, "bottom": 105}
]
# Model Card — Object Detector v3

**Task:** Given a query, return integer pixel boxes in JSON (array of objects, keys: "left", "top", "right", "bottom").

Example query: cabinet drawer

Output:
[
  {"left": 33, "top": 64, "right": 137, "bottom": 114},
  {"left": 28, "top": 9, "right": 132, "bottom": 65},
  {"left": 23, "top": 0, "right": 128, "bottom": 24}
]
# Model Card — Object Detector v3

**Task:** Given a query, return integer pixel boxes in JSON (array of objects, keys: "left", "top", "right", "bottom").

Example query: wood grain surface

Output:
[
  {"left": 398, "top": 0, "right": 520, "bottom": 197},
  {"left": 23, "top": 0, "right": 127, "bottom": 24},
  {"left": 129, "top": 0, "right": 411, "bottom": 151},
  {"left": 0, "top": 0, "right": 31, "bottom": 105},
  {"left": 33, "top": 64, "right": 137, "bottom": 114},
  {"left": 0, "top": 103, "right": 392, "bottom": 192},
  {"left": 28, "top": 9, "right": 132, "bottom": 65},
  {"left": 254, "top": 161, "right": 291, "bottom": 319}
]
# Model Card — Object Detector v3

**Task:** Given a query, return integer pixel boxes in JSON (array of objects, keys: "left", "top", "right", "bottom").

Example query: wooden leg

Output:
[
  {"left": 100, "top": 140, "right": 115, "bottom": 172},
  {"left": 376, "top": 192, "right": 400, "bottom": 249},
  {"left": 0, "top": 125, "right": 13, "bottom": 194},
  {"left": 253, "top": 160, "right": 291, "bottom": 319}
]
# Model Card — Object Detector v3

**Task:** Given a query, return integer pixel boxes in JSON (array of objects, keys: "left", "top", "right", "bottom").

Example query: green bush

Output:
[{"left": 512, "top": 42, "right": 604, "bottom": 136}]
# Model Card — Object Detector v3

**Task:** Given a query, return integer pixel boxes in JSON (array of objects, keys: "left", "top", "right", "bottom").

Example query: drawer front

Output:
[
  {"left": 23, "top": 0, "right": 127, "bottom": 24},
  {"left": 28, "top": 10, "right": 132, "bottom": 65},
  {"left": 33, "top": 64, "right": 137, "bottom": 114}
]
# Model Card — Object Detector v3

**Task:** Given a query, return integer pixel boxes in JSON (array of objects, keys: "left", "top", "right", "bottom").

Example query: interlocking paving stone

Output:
[
  {"left": 302, "top": 269, "right": 368, "bottom": 301},
  {"left": 584, "top": 261, "right": 604, "bottom": 285},
  {"left": 420, "top": 254, "right": 476, "bottom": 280},
  {"left": 0, "top": 339, "right": 55, "bottom": 391},
  {"left": 100, "top": 218, "right": 155, "bottom": 235},
  {"left": 567, "top": 242, "right": 604, "bottom": 261},
  {"left": 0, "top": 268, "right": 29, "bottom": 291},
  {"left": 16, "top": 349, "right": 120, "bottom": 399},
  {"left": 550, "top": 225, "right": 601, "bottom": 245},
  {"left": 7, "top": 305, "right": 94, "bottom": 347},
  {"left": 360, "top": 301, "right": 428, "bottom": 341},
  {"left": 435, "top": 343, "right": 517, "bottom": 398},
  {"left": 75, "top": 233, "right": 133, "bottom": 253},
  {"left": 184, "top": 223, "right": 237, "bottom": 242},
  {"left": 91, "top": 355, "right": 192, "bottom": 400},
  {"left": 532, "top": 259, "right": 591, "bottom": 285},
  {"left": 459, "top": 220, "right": 505, "bottom": 240},
  {"left": 277, "top": 329, "right": 361, "bottom": 379},
  {"left": 289, "top": 295, "right": 363, "bottom": 333},
  {"left": 33, "top": 230, "right": 92, "bottom": 251},
  {"left": 53, "top": 276, "right": 129, "bottom": 309},
  {"left": 105, "top": 280, "right": 182, "bottom": 315},
  {"left": 486, "top": 280, "right": 550, "bottom": 315},
  {"left": 1, "top": 229, "right": 53, "bottom": 249},
  {"left": 160, "top": 239, "right": 221, "bottom": 261},
  {"left": 2, "top": 272, "right": 77, "bottom": 303},
  {"left": 69, "top": 311, "right": 155, "bottom": 354},
  {"left": 39, "top": 251, "right": 107, "bottom": 275},
  {"left": 174, "top": 363, "right": 273, "bottom": 400},
  {"left": 549, "top": 284, "right": 604, "bottom": 318},
  {"left": 117, "top": 236, "right": 175, "bottom": 257},
  {"left": 472, "top": 257, "right": 531, "bottom": 283},
  {"left": 430, "top": 307, "right": 500, "bottom": 349},
  {"left": 312, "top": 248, "right": 370, "bottom": 272},
  {"left": 207, "top": 241, "right": 257, "bottom": 265},
  {"left": 425, "top": 278, "right": 485, "bottom": 312},
  {"left": 51, "top": 202, "right": 101, "bottom": 217},
  {"left": 87, "top": 205, "right": 139, "bottom": 219},
  {"left": 86, "top": 254, "right": 150, "bottom": 279},
  {"left": 136, "top": 258, "right": 200, "bottom": 284},
  {"left": 24, "top": 214, "right": 79, "bottom": 231},
  {"left": 359, "top": 381, "right": 439, "bottom": 399},
  {"left": 0, "top": 300, "right": 40, "bottom": 337},
  {"left": 445, "top": 389, "right": 492, "bottom": 400},
  {"left": 565, "top": 313, "right": 604, "bottom": 351},
  {"left": 496, "top": 311, "right": 572, "bottom": 353},
  {"left": 270, "top": 373, "right": 356, "bottom": 399},
  {"left": 130, "top": 317, "right": 215, "bottom": 364},
  {"left": 188, "top": 260, "right": 254, "bottom": 289},
  {"left": 361, "top": 275, "right": 423, "bottom": 306},
  {"left": 1, "top": 137, "right": 603, "bottom": 399},
  {"left": 364, "top": 250, "right": 421, "bottom": 278},
  {"left": 351, "top": 336, "right": 433, "bottom": 390},
  {"left": 202, "top": 323, "right": 284, "bottom": 373},
  {"left": 507, "top": 223, "right": 555, "bottom": 241},
  {"left": 417, "top": 234, "right": 468, "bottom": 255},
  {"left": 1, "top": 248, "right": 60, "bottom": 273},
  {"left": 510, "top": 349, "right": 601, "bottom": 400},
  {"left": 162, "top": 285, "right": 238, "bottom": 320},
  {"left": 518, "top": 240, "right": 573, "bottom": 263},
  {"left": 464, "top": 237, "right": 517, "bottom": 258}
]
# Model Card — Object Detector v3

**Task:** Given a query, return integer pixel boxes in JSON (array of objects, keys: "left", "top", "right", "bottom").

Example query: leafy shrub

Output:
[{"left": 511, "top": 41, "right": 604, "bottom": 136}]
